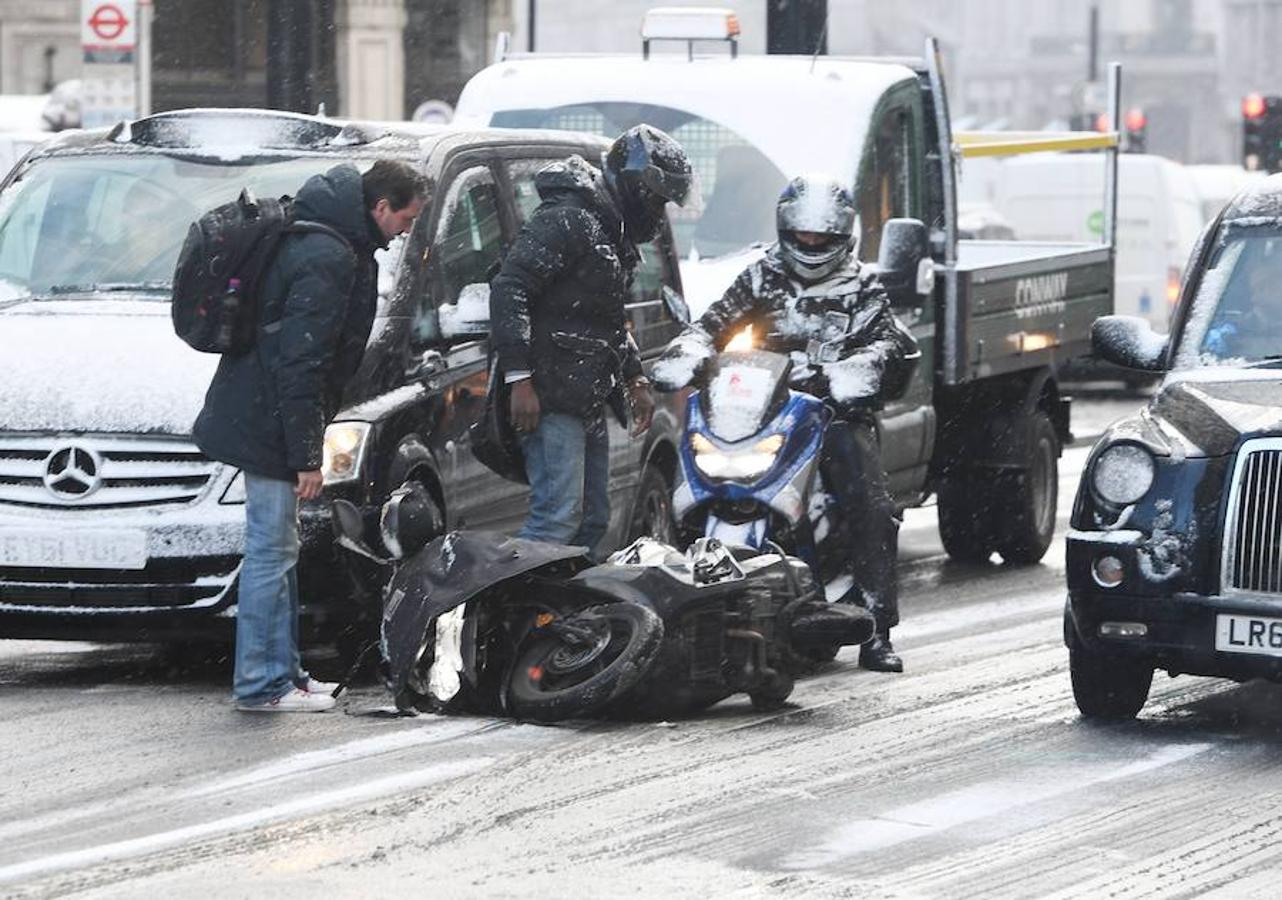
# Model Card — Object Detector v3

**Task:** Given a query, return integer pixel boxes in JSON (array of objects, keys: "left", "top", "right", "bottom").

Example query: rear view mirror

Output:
[
  {"left": 1091, "top": 315, "right": 1169, "bottom": 371},
  {"left": 662, "top": 285, "right": 691, "bottom": 325},
  {"left": 439, "top": 283, "right": 491, "bottom": 340},
  {"left": 877, "top": 218, "right": 931, "bottom": 307}
]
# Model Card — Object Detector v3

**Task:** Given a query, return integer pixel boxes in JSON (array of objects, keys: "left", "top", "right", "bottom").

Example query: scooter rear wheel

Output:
[{"left": 508, "top": 603, "right": 664, "bottom": 722}]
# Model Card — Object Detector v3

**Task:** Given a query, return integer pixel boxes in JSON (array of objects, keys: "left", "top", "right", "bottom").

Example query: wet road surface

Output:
[{"left": 5, "top": 394, "right": 1278, "bottom": 899}]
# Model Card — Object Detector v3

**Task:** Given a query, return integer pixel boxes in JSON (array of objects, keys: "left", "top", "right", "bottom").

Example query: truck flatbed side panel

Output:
[{"left": 954, "top": 245, "right": 1113, "bottom": 381}]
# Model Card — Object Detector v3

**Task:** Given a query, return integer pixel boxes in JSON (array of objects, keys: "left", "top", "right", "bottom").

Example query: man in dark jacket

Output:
[
  {"left": 490, "top": 126, "right": 692, "bottom": 557},
  {"left": 194, "top": 160, "right": 425, "bottom": 712},
  {"left": 656, "top": 174, "right": 918, "bottom": 672}
]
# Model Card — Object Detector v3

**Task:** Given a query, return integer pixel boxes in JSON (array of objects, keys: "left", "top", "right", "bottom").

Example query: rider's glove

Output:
[
  {"left": 653, "top": 327, "right": 716, "bottom": 392},
  {"left": 824, "top": 351, "right": 884, "bottom": 405}
]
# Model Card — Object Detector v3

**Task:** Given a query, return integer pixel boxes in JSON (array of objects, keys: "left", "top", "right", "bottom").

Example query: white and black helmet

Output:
[{"left": 776, "top": 174, "right": 857, "bottom": 282}]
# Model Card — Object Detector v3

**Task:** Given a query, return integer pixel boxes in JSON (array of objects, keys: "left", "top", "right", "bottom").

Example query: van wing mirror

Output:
[
  {"left": 662, "top": 285, "right": 691, "bottom": 325},
  {"left": 877, "top": 218, "right": 931, "bottom": 308},
  {"left": 1091, "top": 315, "right": 1169, "bottom": 371},
  {"left": 439, "top": 283, "right": 491, "bottom": 340}
]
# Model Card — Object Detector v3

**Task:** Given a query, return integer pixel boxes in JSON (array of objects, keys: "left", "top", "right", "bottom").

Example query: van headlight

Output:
[
  {"left": 1091, "top": 443, "right": 1156, "bottom": 506},
  {"left": 691, "top": 432, "right": 783, "bottom": 481},
  {"left": 323, "top": 422, "right": 371, "bottom": 485}
]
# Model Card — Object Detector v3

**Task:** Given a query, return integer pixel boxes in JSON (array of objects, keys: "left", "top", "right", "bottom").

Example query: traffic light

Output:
[
  {"left": 1089, "top": 109, "right": 1147, "bottom": 153},
  {"left": 1124, "top": 108, "right": 1147, "bottom": 153},
  {"left": 1243, "top": 93, "right": 1282, "bottom": 173}
]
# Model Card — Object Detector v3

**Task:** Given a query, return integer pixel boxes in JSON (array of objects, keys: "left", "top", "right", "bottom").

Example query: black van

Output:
[{"left": 0, "top": 109, "right": 687, "bottom": 643}]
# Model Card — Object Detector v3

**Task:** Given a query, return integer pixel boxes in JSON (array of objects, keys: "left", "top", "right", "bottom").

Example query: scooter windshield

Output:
[{"left": 703, "top": 350, "right": 790, "bottom": 442}]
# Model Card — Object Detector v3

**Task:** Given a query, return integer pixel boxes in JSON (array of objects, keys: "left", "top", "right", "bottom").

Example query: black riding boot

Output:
[{"left": 859, "top": 629, "right": 903, "bottom": 673}]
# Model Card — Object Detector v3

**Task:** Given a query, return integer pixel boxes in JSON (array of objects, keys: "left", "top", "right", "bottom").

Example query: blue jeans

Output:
[
  {"left": 518, "top": 411, "right": 610, "bottom": 558},
  {"left": 233, "top": 472, "right": 309, "bottom": 705}
]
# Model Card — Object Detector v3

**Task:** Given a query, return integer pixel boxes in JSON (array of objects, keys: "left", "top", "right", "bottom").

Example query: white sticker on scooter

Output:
[{"left": 708, "top": 364, "right": 775, "bottom": 442}]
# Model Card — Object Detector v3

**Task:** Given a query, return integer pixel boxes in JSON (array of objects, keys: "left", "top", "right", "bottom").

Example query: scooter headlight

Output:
[{"left": 691, "top": 433, "right": 784, "bottom": 481}]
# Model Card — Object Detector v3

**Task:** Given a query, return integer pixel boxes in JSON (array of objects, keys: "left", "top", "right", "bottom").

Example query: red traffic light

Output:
[
  {"left": 1244, "top": 93, "right": 1268, "bottom": 120},
  {"left": 1094, "top": 112, "right": 1110, "bottom": 133},
  {"left": 1125, "top": 108, "right": 1147, "bottom": 132}
]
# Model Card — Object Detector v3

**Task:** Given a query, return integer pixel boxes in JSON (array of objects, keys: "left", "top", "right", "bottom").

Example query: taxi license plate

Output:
[
  {"left": 1215, "top": 613, "right": 1282, "bottom": 657},
  {"left": 0, "top": 529, "right": 147, "bottom": 570}
]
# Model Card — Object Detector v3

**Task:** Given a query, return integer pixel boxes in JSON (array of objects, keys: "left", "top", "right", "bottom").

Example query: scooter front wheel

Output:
[{"left": 508, "top": 603, "right": 664, "bottom": 722}]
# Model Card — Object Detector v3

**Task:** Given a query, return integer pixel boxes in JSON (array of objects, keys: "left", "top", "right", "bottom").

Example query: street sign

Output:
[
  {"left": 81, "top": 0, "right": 138, "bottom": 129},
  {"left": 82, "top": 0, "right": 136, "bottom": 64}
]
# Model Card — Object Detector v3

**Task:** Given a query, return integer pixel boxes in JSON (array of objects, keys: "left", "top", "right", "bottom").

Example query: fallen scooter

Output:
[{"left": 331, "top": 485, "right": 874, "bottom": 721}]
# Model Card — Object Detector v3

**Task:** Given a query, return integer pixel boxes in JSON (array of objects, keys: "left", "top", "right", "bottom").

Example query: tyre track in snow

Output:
[{"left": 8, "top": 425, "right": 1281, "bottom": 897}]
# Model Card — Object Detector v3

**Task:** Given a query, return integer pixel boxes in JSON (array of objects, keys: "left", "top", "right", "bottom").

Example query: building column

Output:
[{"left": 335, "top": 0, "right": 407, "bottom": 120}]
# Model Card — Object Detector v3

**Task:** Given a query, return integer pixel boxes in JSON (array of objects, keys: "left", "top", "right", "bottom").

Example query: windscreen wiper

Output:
[{"left": 46, "top": 282, "right": 172, "bottom": 295}]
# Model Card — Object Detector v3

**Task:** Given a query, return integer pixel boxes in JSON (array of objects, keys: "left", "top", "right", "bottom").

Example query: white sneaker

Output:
[
  {"left": 236, "top": 687, "right": 336, "bottom": 713},
  {"left": 301, "top": 677, "right": 339, "bottom": 695}
]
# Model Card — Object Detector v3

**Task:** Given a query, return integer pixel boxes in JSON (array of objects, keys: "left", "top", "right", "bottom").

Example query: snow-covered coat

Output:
[
  {"left": 490, "top": 155, "right": 644, "bottom": 422},
  {"left": 193, "top": 164, "right": 383, "bottom": 479},
  {"left": 657, "top": 245, "right": 918, "bottom": 409}
]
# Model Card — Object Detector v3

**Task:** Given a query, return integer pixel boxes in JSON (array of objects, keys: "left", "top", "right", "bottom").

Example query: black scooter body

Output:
[
  {"left": 573, "top": 540, "right": 872, "bottom": 716},
  {"left": 380, "top": 531, "right": 592, "bottom": 707},
  {"left": 349, "top": 508, "right": 874, "bottom": 720}
]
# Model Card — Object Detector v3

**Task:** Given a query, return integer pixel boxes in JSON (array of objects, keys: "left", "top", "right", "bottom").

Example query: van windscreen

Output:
[
  {"left": 492, "top": 103, "right": 787, "bottom": 259},
  {"left": 0, "top": 154, "right": 361, "bottom": 300}
]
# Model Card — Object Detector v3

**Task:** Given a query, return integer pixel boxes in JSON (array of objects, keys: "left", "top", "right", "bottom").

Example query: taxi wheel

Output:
[{"left": 1067, "top": 620, "right": 1153, "bottom": 721}]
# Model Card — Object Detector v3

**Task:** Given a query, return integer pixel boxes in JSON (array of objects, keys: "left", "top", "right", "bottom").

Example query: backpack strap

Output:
[{"left": 259, "top": 220, "right": 357, "bottom": 335}]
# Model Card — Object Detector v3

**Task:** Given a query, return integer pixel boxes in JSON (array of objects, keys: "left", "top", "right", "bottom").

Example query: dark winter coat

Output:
[
  {"left": 193, "top": 164, "right": 385, "bottom": 480},
  {"left": 490, "top": 155, "right": 644, "bottom": 421},
  {"left": 696, "top": 245, "right": 918, "bottom": 410}
]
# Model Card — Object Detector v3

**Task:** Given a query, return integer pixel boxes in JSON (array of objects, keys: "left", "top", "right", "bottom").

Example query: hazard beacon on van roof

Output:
[{"left": 640, "top": 6, "right": 741, "bottom": 59}]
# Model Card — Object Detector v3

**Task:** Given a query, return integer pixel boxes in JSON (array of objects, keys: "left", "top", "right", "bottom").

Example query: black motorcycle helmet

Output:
[
  {"left": 379, "top": 481, "right": 443, "bottom": 560},
  {"left": 603, "top": 124, "right": 694, "bottom": 243}
]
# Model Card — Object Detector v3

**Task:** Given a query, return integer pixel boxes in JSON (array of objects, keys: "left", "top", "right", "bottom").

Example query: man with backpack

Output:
[{"left": 192, "top": 160, "right": 425, "bottom": 713}]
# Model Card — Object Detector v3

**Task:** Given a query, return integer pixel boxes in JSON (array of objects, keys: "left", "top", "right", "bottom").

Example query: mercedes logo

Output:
[{"left": 43, "top": 444, "right": 103, "bottom": 499}]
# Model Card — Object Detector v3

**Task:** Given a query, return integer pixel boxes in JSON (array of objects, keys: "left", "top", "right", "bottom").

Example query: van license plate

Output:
[
  {"left": 1215, "top": 614, "right": 1282, "bottom": 657},
  {"left": 0, "top": 529, "right": 147, "bottom": 570}
]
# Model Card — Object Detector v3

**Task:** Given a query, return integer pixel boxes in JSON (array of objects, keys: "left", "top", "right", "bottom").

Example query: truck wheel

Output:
[
  {"left": 628, "top": 464, "right": 676, "bottom": 546},
  {"left": 1066, "top": 614, "right": 1152, "bottom": 720},
  {"left": 996, "top": 411, "right": 1058, "bottom": 565},
  {"left": 937, "top": 479, "right": 996, "bottom": 563}
]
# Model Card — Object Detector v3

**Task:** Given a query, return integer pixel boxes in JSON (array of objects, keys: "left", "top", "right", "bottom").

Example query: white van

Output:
[
  {"left": 992, "top": 153, "right": 1203, "bottom": 333},
  {"left": 1185, "top": 164, "right": 1265, "bottom": 222}
]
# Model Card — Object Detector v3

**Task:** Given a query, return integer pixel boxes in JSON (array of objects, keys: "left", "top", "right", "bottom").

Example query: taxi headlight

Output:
[
  {"left": 691, "top": 433, "right": 783, "bottom": 481},
  {"left": 322, "top": 422, "right": 371, "bottom": 485},
  {"left": 1091, "top": 443, "right": 1156, "bottom": 506}
]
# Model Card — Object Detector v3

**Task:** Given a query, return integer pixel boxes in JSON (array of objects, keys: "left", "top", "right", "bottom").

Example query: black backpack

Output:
[{"left": 171, "top": 188, "right": 349, "bottom": 355}]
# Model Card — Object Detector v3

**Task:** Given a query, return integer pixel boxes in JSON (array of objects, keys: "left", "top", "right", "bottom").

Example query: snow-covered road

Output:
[{"left": 6, "top": 394, "right": 1277, "bottom": 899}]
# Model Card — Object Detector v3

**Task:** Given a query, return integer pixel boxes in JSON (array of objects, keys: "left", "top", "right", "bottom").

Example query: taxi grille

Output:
[
  {"left": 0, "top": 435, "right": 219, "bottom": 510},
  {"left": 1228, "top": 443, "right": 1282, "bottom": 593}
]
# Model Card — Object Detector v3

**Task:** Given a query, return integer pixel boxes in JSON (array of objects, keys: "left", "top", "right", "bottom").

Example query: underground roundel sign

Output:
[{"left": 82, "top": 0, "right": 137, "bottom": 64}]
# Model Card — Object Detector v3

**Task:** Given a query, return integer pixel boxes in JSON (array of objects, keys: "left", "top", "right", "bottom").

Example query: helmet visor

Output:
[{"left": 640, "top": 163, "right": 693, "bottom": 207}]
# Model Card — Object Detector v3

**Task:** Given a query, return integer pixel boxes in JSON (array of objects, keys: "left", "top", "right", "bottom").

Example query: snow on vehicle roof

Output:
[
  {"left": 1223, "top": 172, "right": 1282, "bottom": 221},
  {"left": 456, "top": 55, "right": 918, "bottom": 184}
]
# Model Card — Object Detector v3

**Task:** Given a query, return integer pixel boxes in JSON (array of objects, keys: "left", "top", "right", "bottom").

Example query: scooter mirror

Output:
[{"left": 331, "top": 499, "right": 366, "bottom": 544}]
